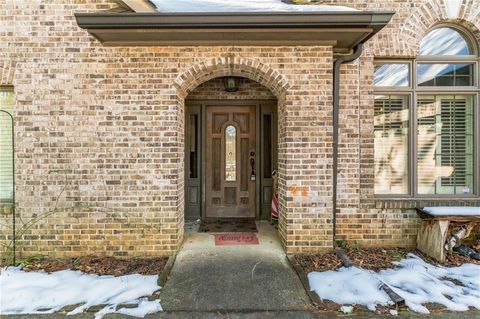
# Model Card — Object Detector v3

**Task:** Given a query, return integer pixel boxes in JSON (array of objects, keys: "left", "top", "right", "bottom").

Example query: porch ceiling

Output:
[{"left": 75, "top": 11, "right": 394, "bottom": 53}]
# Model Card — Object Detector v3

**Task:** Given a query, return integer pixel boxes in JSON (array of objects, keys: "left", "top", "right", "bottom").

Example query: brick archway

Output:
[
  {"left": 400, "top": 0, "right": 480, "bottom": 56},
  {"left": 174, "top": 55, "right": 290, "bottom": 99},
  {"left": 174, "top": 55, "right": 291, "bottom": 247}
]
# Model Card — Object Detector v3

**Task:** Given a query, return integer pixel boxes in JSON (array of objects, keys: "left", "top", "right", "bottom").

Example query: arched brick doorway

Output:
[{"left": 174, "top": 55, "right": 290, "bottom": 247}]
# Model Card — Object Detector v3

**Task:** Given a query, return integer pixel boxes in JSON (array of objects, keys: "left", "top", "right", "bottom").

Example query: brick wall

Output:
[
  {"left": 0, "top": 1, "right": 335, "bottom": 257},
  {"left": 1, "top": 0, "right": 479, "bottom": 258},
  {"left": 320, "top": 0, "right": 480, "bottom": 247}
]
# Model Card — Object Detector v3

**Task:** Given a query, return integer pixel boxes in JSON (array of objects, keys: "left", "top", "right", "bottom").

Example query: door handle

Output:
[{"left": 250, "top": 151, "right": 256, "bottom": 181}]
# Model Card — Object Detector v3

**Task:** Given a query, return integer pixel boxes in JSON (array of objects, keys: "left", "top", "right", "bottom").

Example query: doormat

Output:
[
  {"left": 214, "top": 233, "right": 259, "bottom": 246},
  {"left": 199, "top": 219, "right": 257, "bottom": 233}
]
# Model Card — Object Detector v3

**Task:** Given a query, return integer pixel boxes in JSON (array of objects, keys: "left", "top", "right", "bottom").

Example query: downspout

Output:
[
  {"left": 332, "top": 44, "right": 363, "bottom": 248},
  {"left": 330, "top": 69, "right": 407, "bottom": 306}
]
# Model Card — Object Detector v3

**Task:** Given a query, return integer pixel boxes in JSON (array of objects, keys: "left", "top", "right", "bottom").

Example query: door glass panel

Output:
[
  {"left": 263, "top": 114, "right": 272, "bottom": 178},
  {"left": 213, "top": 138, "right": 221, "bottom": 191},
  {"left": 225, "top": 125, "right": 236, "bottom": 181},
  {"left": 189, "top": 114, "right": 198, "bottom": 179}
]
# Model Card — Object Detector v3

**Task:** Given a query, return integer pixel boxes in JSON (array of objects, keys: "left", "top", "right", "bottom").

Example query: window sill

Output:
[{"left": 374, "top": 197, "right": 480, "bottom": 209}]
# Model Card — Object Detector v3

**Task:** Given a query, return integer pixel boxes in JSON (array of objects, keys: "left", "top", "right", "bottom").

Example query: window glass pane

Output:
[
  {"left": 417, "top": 95, "right": 475, "bottom": 195},
  {"left": 419, "top": 28, "right": 471, "bottom": 55},
  {"left": 374, "top": 63, "right": 410, "bottom": 87},
  {"left": 0, "top": 90, "right": 14, "bottom": 202},
  {"left": 225, "top": 125, "right": 236, "bottom": 181},
  {"left": 417, "top": 63, "right": 474, "bottom": 87},
  {"left": 374, "top": 95, "right": 409, "bottom": 194}
]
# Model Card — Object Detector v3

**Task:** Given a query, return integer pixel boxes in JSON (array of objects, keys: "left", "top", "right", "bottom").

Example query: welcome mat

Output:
[
  {"left": 199, "top": 219, "right": 257, "bottom": 233},
  {"left": 214, "top": 233, "right": 259, "bottom": 246}
]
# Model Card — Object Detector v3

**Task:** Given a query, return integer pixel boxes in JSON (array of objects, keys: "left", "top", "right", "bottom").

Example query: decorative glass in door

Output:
[{"left": 225, "top": 125, "right": 236, "bottom": 182}]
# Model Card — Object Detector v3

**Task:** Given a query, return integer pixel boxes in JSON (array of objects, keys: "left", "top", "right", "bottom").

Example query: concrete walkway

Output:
[{"left": 159, "top": 221, "right": 311, "bottom": 312}]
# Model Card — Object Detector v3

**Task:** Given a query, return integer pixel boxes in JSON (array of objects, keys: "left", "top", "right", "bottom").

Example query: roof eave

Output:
[{"left": 75, "top": 11, "right": 394, "bottom": 52}]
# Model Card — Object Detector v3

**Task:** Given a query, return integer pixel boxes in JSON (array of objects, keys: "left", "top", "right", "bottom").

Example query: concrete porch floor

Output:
[{"left": 159, "top": 221, "right": 312, "bottom": 312}]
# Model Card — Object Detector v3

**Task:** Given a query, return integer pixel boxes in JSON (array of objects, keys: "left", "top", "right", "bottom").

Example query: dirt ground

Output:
[{"left": 17, "top": 256, "right": 168, "bottom": 276}]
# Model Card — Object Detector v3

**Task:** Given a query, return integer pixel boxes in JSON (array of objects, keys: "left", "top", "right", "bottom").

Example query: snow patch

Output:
[
  {"left": 95, "top": 298, "right": 162, "bottom": 319},
  {"left": 340, "top": 305, "right": 354, "bottom": 314},
  {"left": 308, "top": 266, "right": 392, "bottom": 311},
  {"left": 117, "top": 299, "right": 162, "bottom": 317},
  {"left": 423, "top": 206, "right": 480, "bottom": 216},
  {"left": 151, "top": 0, "right": 357, "bottom": 13},
  {"left": 0, "top": 267, "right": 162, "bottom": 318},
  {"left": 308, "top": 254, "right": 480, "bottom": 314}
]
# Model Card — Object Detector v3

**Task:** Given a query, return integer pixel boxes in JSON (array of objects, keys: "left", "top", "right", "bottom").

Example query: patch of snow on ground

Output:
[
  {"left": 95, "top": 298, "right": 162, "bottom": 319},
  {"left": 117, "top": 298, "right": 162, "bottom": 318},
  {"left": 151, "top": 0, "right": 357, "bottom": 12},
  {"left": 423, "top": 206, "right": 480, "bottom": 216},
  {"left": 0, "top": 267, "right": 162, "bottom": 318},
  {"left": 308, "top": 266, "right": 392, "bottom": 311},
  {"left": 308, "top": 254, "right": 480, "bottom": 314}
]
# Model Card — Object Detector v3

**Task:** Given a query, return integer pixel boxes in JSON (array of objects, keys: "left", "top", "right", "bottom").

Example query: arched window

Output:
[
  {"left": 419, "top": 27, "right": 472, "bottom": 56},
  {"left": 417, "top": 27, "right": 476, "bottom": 87},
  {"left": 373, "top": 26, "right": 479, "bottom": 197}
]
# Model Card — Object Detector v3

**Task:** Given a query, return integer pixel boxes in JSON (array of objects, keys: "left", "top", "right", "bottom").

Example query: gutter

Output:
[
  {"left": 75, "top": 11, "right": 394, "bottom": 30},
  {"left": 332, "top": 44, "right": 363, "bottom": 248}
]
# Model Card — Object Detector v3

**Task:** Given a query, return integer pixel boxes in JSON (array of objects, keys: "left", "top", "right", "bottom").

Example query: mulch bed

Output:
[
  {"left": 293, "top": 246, "right": 480, "bottom": 317},
  {"left": 293, "top": 247, "right": 410, "bottom": 274},
  {"left": 293, "top": 246, "right": 480, "bottom": 274},
  {"left": 443, "top": 250, "right": 480, "bottom": 266},
  {"left": 20, "top": 256, "right": 168, "bottom": 276}
]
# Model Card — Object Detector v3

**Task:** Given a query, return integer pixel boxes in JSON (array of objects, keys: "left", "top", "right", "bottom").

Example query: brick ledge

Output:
[{"left": 375, "top": 198, "right": 480, "bottom": 209}]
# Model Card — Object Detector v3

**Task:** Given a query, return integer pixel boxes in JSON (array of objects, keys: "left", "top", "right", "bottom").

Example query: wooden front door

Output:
[{"left": 205, "top": 106, "right": 256, "bottom": 218}]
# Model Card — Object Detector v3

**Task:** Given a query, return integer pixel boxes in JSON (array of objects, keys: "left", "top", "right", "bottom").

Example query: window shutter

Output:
[
  {"left": 374, "top": 96, "right": 409, "bottom": 194},
  {"left": 374, "top": 98, "right": 405, "bottom": 131},
  {"left": 440, "top": 98, "right": 468, "bottom": 187},
  {"left": 417, "top": 96, "right": 474, "bottom": 195},
  {"left": 417, "top": 98, "right": 436, "bottom": 181},
  {"left": 0, "top": 91, "right": 14, "bottom": 202}
]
